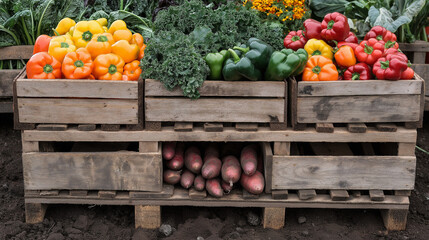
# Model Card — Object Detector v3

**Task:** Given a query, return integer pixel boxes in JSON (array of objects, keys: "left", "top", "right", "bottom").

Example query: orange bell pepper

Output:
[
  {"left": 113, "top": 29, "right": 133, "bottom": 43},
  {"left": 122, "top": 60, "right": 142, "bottom": 81},
  {"left": 48, "top": 35, "right": 76, "bottom": 63},
  {"left": 26, "top": 52, "right": 62, "bottom": 79},
  {"left": 86, "top": 33, "right": 114, "bottom": 59},
  {"left": 334, "top": 45, "right": 356, "bottom": 68},
  {"left": 131, "top": 33, "right": 147, "bottom": 60},
  {"left": 138, "top": 44, "right": 146, "bottom": 60},
  {"left": 302, "top": 56, "right": 338, "bottom": 81},
  {"left": 62, "top": 48, "right": 93, "bottom": 79},
  {"left": 93, "top": 53, "right": 125, "bottom": 80},
  {"left": 111, "top": 40, "right": 139, "bottom": 63},
  {"left": 33, "top": 35, "right": 52, "bottom": 54}
]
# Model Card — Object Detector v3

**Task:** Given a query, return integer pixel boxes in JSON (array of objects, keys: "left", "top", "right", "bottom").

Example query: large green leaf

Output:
[
  {"left": 369, "top": 6, "right": 412, "bottom": 33},
  {"left": 310, "top": 0, "right": 348, "bottom": 18},
  {"left": 403, "top": 0, "right": 425, "bottom": 20}
]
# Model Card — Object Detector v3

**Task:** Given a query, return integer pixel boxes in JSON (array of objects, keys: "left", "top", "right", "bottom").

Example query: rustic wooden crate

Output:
[
  {"left": 289, "top": 75, "right": 425, "bottom": 129},
  {"left": 13, "top": 69, "right": 143, "bottom": 130},
  {"left": 0, "top": 45, "right": 33, "bottom": 113},
  {"left": 144, "top": 79, "right": 287, "bottom": 130}
]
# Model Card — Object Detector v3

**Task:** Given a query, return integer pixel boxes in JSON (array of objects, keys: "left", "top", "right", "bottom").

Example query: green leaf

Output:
[
  {"left": 89, "top": 10, "right": 109, "bottom": 20},
  {"left": 368, "top": 6, "right": 379, "bottom": 26},
  {"left": 309, "top": 0, "right": 348, "bottom": 18},
  {"left": 403, "top": 0, "right": 425, "bottom": 21},
  {"left": 370, "top": 7, "right": 412, "bottom": 33}
]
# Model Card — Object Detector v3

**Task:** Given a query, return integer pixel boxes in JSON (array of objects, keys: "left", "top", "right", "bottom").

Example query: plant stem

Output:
[
  {"left": 37, "top": 0, "right": 54, "bottom": 37},
  {"left": 0, "top": 27, "right": 21, "bottom": 45},
  {"left": 21, "top": 18, "right": 33, "bottom": 45},
  {"left": 422, "top": 27, "right": 428, "bottom": 42},
  {"left": 120, "top": 0, "right": 124, "bottom": 10},
  {"left": 416, "top": 145, "right": 429, "bottom": 155}
]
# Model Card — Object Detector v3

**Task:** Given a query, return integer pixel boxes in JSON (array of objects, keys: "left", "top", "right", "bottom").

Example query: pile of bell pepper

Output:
[
  {"left": 26, "top": 18, "right": 146, "bottom": 81},
  {"left": 204, "top": 37, "right": 308, "bottom": 81},
  {"left": 283, "top": 12, "right": 414, "bottom": 81}
]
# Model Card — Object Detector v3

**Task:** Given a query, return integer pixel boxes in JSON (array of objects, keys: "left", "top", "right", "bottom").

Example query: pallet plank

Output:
[
  {"left": 272, "top": 156, "right": 416, "bottom": 190},
  {"left": 381, "top": 209, "right": 408, "bottom": 231},
  {"left": 261, "top": 143, "right": 273, "bottom": 194},
  {"left": 139, "top": 142, "right": 159, "bottom": 153},
  {"left": 243, "top": 190, "right": 259, "bottom": 199},
  {"left": 23, "top": 151, "right": 162, "bottom": 191},
  {"left": 263, "top": 207, "right": 285, "bottom": 229},
  {"left": 204, "top": 123, "right": 223, "bottom": 132},
  {"left": 298, "top": 190, "right": 316, "bottom": 200},
  {"left": 315, "top": 123, "right": 334, "bottom": 133},
  {"left": 347, "top": 123, "right": 367, "bottom": 133},
  {"left": 37, "top": 124, "right": 68, "bottom": 131},
  {"left": 77, "top": 124, "right": 96, "bottom": 131},
  {"left": 18, "top": 98, "right": 138, "bottom": 124},
  {"left": 25, "top": 203, "right": 47, "bottom": 224},
  {"left": 146, "top": 98, "right": 285, "bottom": 123},
  {"left": 0, "top": 69, "right": 22, "bottom": 96},
  {"left": 100, "top": 125, "right": 121, "bottom": 131},
  {"left": 273, "top": 142, "right": 290, "bottom": 156},
  {"left": 330, "top": 190, "right": 349, "bottom": 201},
  {"left": 69, "top": 190, "right": 88, "bottom": 196},
  {"left": 0, "top": 45, "right": 33, "bottom": 60},
  {"left": 189, "top": 188, "right": 207, "bottom": 199},
  {"left": 135, "top": 206, "right": 161, "bottom": 229},
  {"left": 130, "top": 185, "right": 174, "bottom": 199},
  {"left": 98, "top": 191, "right": 117, "bottom": 198},
  {"left": 370, "top": 190, "right": 385, "bottom": 201},
  {"left": 272, "top": 190, "right": 288, "bottom": 200},
  {"left": 376, "top": 123, "right": 398, "bottom": 132},
  {"left": 235, "top": 123, "right": 258, "bottom": 132},
  {"left": 174, "top": 122, "right": 193, "bottom": 132}
]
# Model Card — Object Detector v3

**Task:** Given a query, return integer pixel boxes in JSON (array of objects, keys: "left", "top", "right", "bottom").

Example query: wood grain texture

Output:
[
  {"left": 315, "top": 123, "right": 334, "bottom": 133},
  {"left": 174, "top": 122, "right": 193, "bottom": 132},
  {"left": 262, "top": 142, "right": 273, "bottom": 194},
  {"left": 381, "top": 209, "right": 409, "bottom": 231},
  {"left": 130, "top": 185, "right": 174, "bottom": 199},
  {"left": 145, "top": 98, "right": 285, "bottom": 123},
  {"left": 330, "top": 190, "right": 349, "bottom": 201},
  {"left": 145, "top": 79, "right": 285, "bottom": 97},
  {"left": 297, "top": 95, "right": 421, "bottom": 123},
  {"left": 369, "top": 190, "right": 385, "bottom": 201},
  {"left": 0, "top": 69, "right": 21, "bottom": 96},
  {"left": 25, "top": 203, "right": 47, "bottom": 224},
  {"left": 0, "top": 45, "right": 33, "bottom": 60},
  {"left": 410, "top": 64, "right": 429, "bottom": 95},
  {"left": 23, "top": 151, "right": 162, "bottom": 191},
  {"left": 18, "top": 98, "right": 138, "bottom": 124},
  {"left": 263, "top": 207, "right": 285, "bottom": 229},
  {"left": 272, "top": 156, "right": 416, "bottom": 190},
  {"left": 297, "top": 80, "right": 422, "bottom": 97},
  {"left": 398, "top": 41, "right": 429, "bottom": 52},
  {"left": 272, "top": 190, "right": 288, "bottom": 199},
  {"left": 135, "top": 206, "right": 161, "bottom": 229},
  {"left": 298, "top": 190, "right": 316, "bottom": 200},
  {"left": 16, "top": 79, "right": 138, "bottom": 99},
  {"left": 347, "top": 123, "right": 367, "bottom": 133},
  {"left": 235, "top": 123, "right": 258, "bottom": 132},
  {"left": 273, "top": 142, "right": 290, "bottom": 156}
]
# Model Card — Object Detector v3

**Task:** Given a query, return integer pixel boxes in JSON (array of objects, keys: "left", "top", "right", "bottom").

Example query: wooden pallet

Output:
[
  {"left": 289, "top": 75, "right": 425, "bottom": 130},
  {"left": 0, "top": 45, "right": 33, "bottom": 113},
  {"left": 13, "top": 69, "right": 144, "bottom": 130},
  {"left": 145, "top": 79, "right": 288, "bottom": 131}
]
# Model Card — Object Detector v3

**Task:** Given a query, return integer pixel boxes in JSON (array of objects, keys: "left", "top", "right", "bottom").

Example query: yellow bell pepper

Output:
[
  {"left": 72, "top": 20, "right": 104, "bottom": 48},
  {"left": 48, "top": 35, "right": 77, "bottom": 63},
  {"left": 69, "top": 26, "right": 75, "bottom": 36},
  {"left": 55, "top": 18, "right": 76, "bottom": 36},
  {"left": 102, "top": 26, "right": 108, "bottom": 32},
  {"left": 96, "top": 18, "right": 108, "bottom": 27},
  {"left": 304, "top": 39, "right": 334, "bottom": 60},
  {"left": 113, "top": 29, "right": 133, "bottom": 43},
  {"left": 111, "top": 40, "right": 139, "bottom": 63},
  {"left": 108, "top": 20, "right": 127, "bottom": 34}
]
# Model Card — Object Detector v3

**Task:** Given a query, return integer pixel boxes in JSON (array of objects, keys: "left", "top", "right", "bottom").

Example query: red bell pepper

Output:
[
  {"left": 383, "top": 47, "right": 401, "bottom": 57},
  {"left": 283, "top": 30, "right": 306, "bottom": 51},
  {"left": 321, "top": 12, "right": 350, "bottom": 41},
  {"left": 355, "top": 38, "right": 385, "bottom": 65},
  {"left": 401, "top": 67, "right": 414, "bottom": 80},
  {"left": 337, "top": 42, "right": 358, "bottom": 51},
  {"left": 33, "top": 35, "right": 52, "bottom": 54},
  {"left": 384, "top": 40, "right": 399, "bottom": 52},
  {"left": 364, "top": 26, "right": 397, "bottom": 42},
  {"left": 344, "top": 32, "right": 358, "bottom": 43},
  {"left": 303, "top": 19, "right": 322, "bottom": 40},
  {"left": 373, "top": 54, "right": 408, "bottom": 80},
  {"left": 343, "top": 63, "right": 372, "bottom": 80}
]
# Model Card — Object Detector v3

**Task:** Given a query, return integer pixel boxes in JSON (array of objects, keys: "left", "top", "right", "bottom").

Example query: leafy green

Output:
[
  {"left": 368, "top": 6, "right": 411, "bottom": 32},
  {"left": 141, "top": 30, "right": 209, "bottom": 99},
  {"left": 310, "top": 0, "right": 348, "bottom": 19}
]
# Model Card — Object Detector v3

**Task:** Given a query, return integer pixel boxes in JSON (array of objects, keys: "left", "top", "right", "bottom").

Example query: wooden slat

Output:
[
  {"left": 145, "top": 98, "right": 285, "bottom": 123},
  {"left": 145, "top": 79, "right": 285, "bottom": 97},
  {"left": 22, "top": 127, "right": 418, "bottom": 143},
  {"left": 410, "top": 64, "right": 429, "bottom": 95},
  {"left": 174, "top": 122, "right": 193, "bottom": 132},
  {"left": 130, "top": 185, "right": 174, "bottom": 199},
  {"left": 77, "top": 124, "right": 96, "bottom": 131},
  {"left": 22, "top": 140, "right": 39, "bottom": 153},
  {"left": 0, "top": 45, "right": 33, "bottom": 60},
  {"left": 315, "top": 123, "right": 334, "bottom": 133},
  {"left": 139, "top": 142, "right": 159, "bottom": 153},
  {"left": 263, "top": 207, "right": 285, "bottom": 229},
  {"left": 272, "top": 156, "right": 416, "bottom": 190},
  {"left": 370, "top": 190, "right": 385, "bottom": 201},
  {"left": 37, "top": 124, "right": 68, "bottom": 131},
  {"left": 347, "top": 123, "right": 367, "bottom": 133},
  {"left": 16, "top": 79, "right": 138, "bottom": 99},
  {"left": 394, "top": 190, "right": 411, "bottom": 196},
  {"left": 98, "top": 190, "right": 117, "bottom": 198},
  {"left": 25, "top": 203, "right": 47, "bottom": 224},
  {"left": 298, "top": 190, "right": 316, "bottom": 200},
  {"left": 273, "top": 142, "right": 290, "bottom": 156},
  {"left": 272, "top": 190, "right": 288, "bottom": 199},
  {"left": 297, "top": 80, "right": 422, "bottom": 97},
  {"left": 69, "top": 190, "right": 88, "bottom": 196},
  {"left": 398, "top": 41, "right": 429, "bottom": 52},
  {"left": 398, "top": 143, "right": 415, "bottom": 156},
  {"left": 0, "top": 69, "right": 21, "bottom": 96},
  {"left": 100, "top": 124, "right": 121, "bottom": 131},
  {"left": 297, "top": 95, "right": 421, "bottom": 123},
  {"left": 135, "top": 206, "right": 161, "bottom": 229},
  {"left": 189, "top": 188, "right": 207, "bottom": 199},
  {"left": 40, "top": 190, "right": 59, "bottom": 196},
  {"left": 376, "top": 123, "right": 398, "bottom": 132},
  {"left": 23, "top": 151, "right": 162, "bottom": 191},
  {"left": 203, "top": 123, "right": 223, "bottom": 132},
  {"left": 381, "top": 209, "right": 408, "bottom": 231},
  {"left": 330, "top": 190, "right": 349, "bottom": 201},
  {"left": 235, "top": 123, "right": 258, "bottom": 132},
  {"left": 18, "top": 98, "right": 138, "bottom": 124},
  {"left": 262, "top": 142, "right": 273, "bottom": 194}
]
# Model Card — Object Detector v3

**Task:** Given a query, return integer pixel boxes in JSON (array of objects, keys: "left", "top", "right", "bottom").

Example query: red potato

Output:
[
  {"left": 240, "top": 171, "right": 265, "bottom": 195},
  {"left": 204, "top": 143, "right": 219, "bottom": 161},
  {"left": 185, "top": 146, "right": 203, "bottom": 174},
  {"left": 221, "top": 180, "right": 233, "bottom": 194},
  {"left": 221, "top": 155, "right": 241, "bottom": 187},
  {"left": 240, "top": 145, "right": 258, "bottom": 176},
  {"left": 257, "top": 152, "right": 264, "bottom": 173},
  {"left": 201, "top": 156, "right": 222, "bottom": 179},
  {"left": 194, "top": 175, "right": 205, "bottom": 191},
  {"left": 163, "top": 169, "right": 181, "bottom": 185},
  {"left": 166, "top": 143, "right": 185, "bottom": 170},
  {"left": 180, "top": 170, "right": 195, "bottom": 189},
  {"left": 162, "top": 142, "right": 176, "bottom": 161},
  {"left": 206, "top": 179, "right": 224, "bottom": 198}
]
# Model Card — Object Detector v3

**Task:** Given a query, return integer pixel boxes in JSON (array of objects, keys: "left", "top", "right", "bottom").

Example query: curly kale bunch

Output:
[{"left": 141, "top": 30, "right": 209, "bottom": 99}]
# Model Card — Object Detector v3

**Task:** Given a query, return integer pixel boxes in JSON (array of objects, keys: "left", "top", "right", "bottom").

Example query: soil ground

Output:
[{"left": 1, "top": 113, "right": 428, "bottom": 240}]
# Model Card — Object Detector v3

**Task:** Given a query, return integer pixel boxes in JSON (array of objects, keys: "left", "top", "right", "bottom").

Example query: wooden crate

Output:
[
  {"left": 13, "top": 69, "right": 143, "bottom": 130},
  {"left": 144, "top": 79, "right": 287, "bottom": 131},
  {"left": 0, "top": 45, "right": 33, "bottom": 113},
  {"left": 289, "top": 75, "right": 425, "bottom": 130}
]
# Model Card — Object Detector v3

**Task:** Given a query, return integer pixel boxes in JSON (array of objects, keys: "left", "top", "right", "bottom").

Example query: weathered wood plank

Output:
[
  {"left": 235, "top": 123, "right": 258, "bottom": 132},
  {"left": 0, "top": 69, "right": 21, "bottom": 96},
  {"left": 381, "top": 209, "right": 408, "bottom": 231},
  {"left": 394, "top": 190, "right": 411, "bottom": 196},
  {"left": 69, "top": 190, "right": 88, "bottom": 196},
  {"left": 262, "top": 142, "right": 273, "bottom": 194},
  {"left": 22, "top": 140, "right": 39, "bottom": 153},
  {"left": 330, "top": 190, "right": 349, "bottom": 201},
  {"left": 410, "top": 64, "right": 429, "bottom": 96},
  {"left": 16, "top": 79, "right": 138, "bottom": 99},
  {"left": 297, "top": 80, "right": 422, "bottom": 97},
  {"left": 135, "top": 206, "right": 161, "bottom": 229},
  {"left": 130, "top": 185, "right": 174, "bottom": 199},
  {"left": 98, "top": 191, "right": 117, "bottom": 198},
  {"left": 145, "top": 79, "right": 285, "bottom": 97},
  {"left": 189, "top": 188, "right": 207, "bottom": 199},
  {"left": 398, "top": 143, "right": 415, "bottom": 156},
  {"left": 298, "top": 190, "right": 316, "bottom": 200},
  {"left": 0, "top": 45, "right": 33, "bottom": 60},
  {"left": 297, "top": 95, "right": 421, "bottom": 123},
  {"left": 315, "top": 123, "right": 334, "bottom": 133},
  {"left": 23, "top": 151, "right": 162, "bottom": 191},
  {"left": 77, "top": 124, "right": 96, "bottom": 131},
  {"left": 347, "top": 123, "right": 367, "bottom": 133},
  {"left": 100, "top": 124, "right": 121, "bottom": 131},
  {"left": 272, "top": 190, "right": 288, "bottom": 200},
  {"left": 376, "top": 123, "right": 398, "bottom": 132},
  {"left": 174, "top": 122, "right": 193, "bottom": 132},
  {"left": 273, "top": 142, "right": 290, "bottom": 156},
  {"left": 398, "top": 41, "right": 429, "bottom": 52},
  {"left": 243, "top": 190, "right": 259, "bottom": 199},
  {"left": 272, "top": 156, "right": 416, "bottom": 190},
  {"left": 370, "top": 190, "right": 385, "bottom": 201},
  {"left": 139, "top": 142, "right": 159, "bottom": 153},
  {"left": 425, "top": 97, "right": 429, "bottom": 111},
  {"left": 25, "top": 203, "right": 47, "bottom": 224},
  {"left": 204, "top": 123, "right": 223, "bottom": 132},
  {"left": 18, "top": 98, "right": 138, "bottom": 124},
  {"left": 36, "top": 124, "right": 68, "bottom": 131},
  {"left": 145, "top": 122, "right": 161, "bottom": 131},
  {"left": 145, "top": 98, "right": 285, "bottom": 123},
  {"left": 263, "top": 207, "right": 285, "bottom": 229},
  {"left": 40, "top": 190, "right": 59, "bottom": 196}
]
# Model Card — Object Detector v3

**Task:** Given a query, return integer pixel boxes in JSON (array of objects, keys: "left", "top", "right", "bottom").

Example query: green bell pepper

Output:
[
  {"left": 222, "top": 49, "right": 262, "bottom": 81},
  {"left": 233, "top": 38, "right": 273, "bottom": 70},
  {"left": 204, "top": 50, "right": 230, "bottom": 80},
  {"left": 265, "top": 48, "right": 308, "bottom": 81}
]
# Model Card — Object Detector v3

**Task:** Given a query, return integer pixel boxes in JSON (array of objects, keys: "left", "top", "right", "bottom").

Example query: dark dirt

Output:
[{"left": 1, "top": 112, "right": 428, "bottom": 240}]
